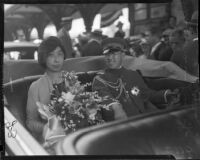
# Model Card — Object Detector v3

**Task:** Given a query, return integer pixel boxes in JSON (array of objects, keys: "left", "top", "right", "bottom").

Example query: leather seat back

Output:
[
  {"left": 4, "top": 75, "right": 41, "bottom": 127},
  {"left": 3, "top": 56, "right": 106, "bottom": 83}
]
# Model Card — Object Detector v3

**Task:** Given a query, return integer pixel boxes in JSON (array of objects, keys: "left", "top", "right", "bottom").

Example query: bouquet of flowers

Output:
[{"left": 38, "top": 71, "right": 114, "bottom": 136}]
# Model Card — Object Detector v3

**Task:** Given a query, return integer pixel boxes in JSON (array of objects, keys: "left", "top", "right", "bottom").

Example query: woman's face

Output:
[{"left": 46, "top": 47, "right": 64, "bottom": 72}]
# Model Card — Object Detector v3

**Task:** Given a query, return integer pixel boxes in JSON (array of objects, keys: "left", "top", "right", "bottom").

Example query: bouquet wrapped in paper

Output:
[{"left": 37, "top": 71, "right": 115, "bottom": 146}]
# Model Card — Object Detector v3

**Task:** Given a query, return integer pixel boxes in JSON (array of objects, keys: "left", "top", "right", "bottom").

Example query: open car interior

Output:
[{"left": 3, "top": 56, "right": 200, "bottom": 157}]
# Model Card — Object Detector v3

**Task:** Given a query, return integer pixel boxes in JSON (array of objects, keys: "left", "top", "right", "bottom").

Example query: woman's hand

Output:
[{"left": 37, "top": 101, "right": 54, "bottom": 120}]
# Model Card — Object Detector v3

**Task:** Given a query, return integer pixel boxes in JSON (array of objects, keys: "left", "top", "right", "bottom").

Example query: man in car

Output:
[{"left": 92, "top": 38, "right": 179, "bottom": 120}]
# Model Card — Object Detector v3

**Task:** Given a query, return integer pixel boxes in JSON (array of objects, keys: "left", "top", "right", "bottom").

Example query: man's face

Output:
[
  {"left": 46, "top": 47, "right": 64, "bottom": 72},
  {"left": 169, "top": 35, "right": 185, "bottom": 52},
  {"left": 105, "top": 49, "right": 125, "bottom": 69}
]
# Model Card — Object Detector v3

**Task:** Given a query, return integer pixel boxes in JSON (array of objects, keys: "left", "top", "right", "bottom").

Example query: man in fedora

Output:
[
  {"left": 57, "top": 16, "right": 73, "bottom": 58},
  {"left": 92, "top": 38, "right": 179, "bottom": 121},
  {"left": 82, "top": 29, "right": 103, "bottom": 57},
  {"left": 114, "top": 21, "right": 125, "bottom": 39}
]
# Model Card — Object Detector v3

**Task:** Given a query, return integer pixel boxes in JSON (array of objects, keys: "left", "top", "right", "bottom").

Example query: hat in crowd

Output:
[
  {"left": 162, "top": 28, "right": 173, "bottom": 36},
  {"left": 60, "top": 16, "right": 73, "bottom": 25},
  {"left": 102, "top": 38, "right": 127, "bottom": 55},
  {"left": 186, "top": 10, "right": 198, "bottom": 26},
  {"left": 116, "top": 21, "right": 123, "bottom": 27},
  {"left": 139, "top": 38, "right": 149, "bottom": 45},
  {"left": 91, "top": 29, "right": 103, "bottom": 37}
]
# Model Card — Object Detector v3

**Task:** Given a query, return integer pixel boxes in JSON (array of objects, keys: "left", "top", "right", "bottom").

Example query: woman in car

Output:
[{"left": 26, "top": 36, "right": 66, "bottom": 143}]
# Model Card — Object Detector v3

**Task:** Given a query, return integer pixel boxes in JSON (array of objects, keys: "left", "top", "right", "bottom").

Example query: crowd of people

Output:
[
  {"left": 9, "top": 10, "right": 198, "bottom": 77},
  {"left": 58, "top": 11, "right": 198, "bottom": 77}
]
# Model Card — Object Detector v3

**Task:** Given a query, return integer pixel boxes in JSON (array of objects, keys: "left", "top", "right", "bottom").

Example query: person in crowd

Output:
[
  {"left": 169, "top": 29, "right": 186, "bottom": 53},
  {"left": 171, "top": 11, "right": 198, "bottom": 76},
  {"left": 11, "top": 28, "right": 28, "bottom": 59},
  {"left": 140, "top": 32, "right": 146, "bottom": 39},
  {"left": 92, "top": 38, "right": 179, "bottom": 119},
  {"left": 14, "top": 28, "right": 26, "bottom": 42},
  {"left": 26, "top": 36, "right": 66, "bottom": 143},
  {"left": 130, "top": 40, "right": 144, "bottom": 58},
  {"left": 184, "top": 10, "right": 198, "bottom": 42},
  {"left": 82, "top": 29, "right": 103, "bottom": 57},
  {"left": 167, "top": 16, "right": 177, "bottom": 30},
  {"left": 139, "top": 38, "right": 151, "bottom": 59},
  {"left": 162, "top": 16, "right": 177, "bottom": 35},
  {"left": 57, "top": 16, "right": 73, "bottom": 58},
  {"left": 169, "top": 29, "right": 186, "bottom": 70},
  {"left": 150, "top": 29, "right": 174, "bottom": 61},
  {"left": 145, "top": 26, "right": 162, "bottom": 59},
  {"left": 129, "top": 39, "right": 149, "bottom": 59},
  {"left": 114, "top": 21, "right": 125, "bottom": 39},
  {"left": 75, "top": 33, "right": 90, "bottom": 57}
]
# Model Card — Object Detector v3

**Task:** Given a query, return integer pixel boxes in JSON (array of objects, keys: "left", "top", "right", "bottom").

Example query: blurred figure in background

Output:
[
  {"left": 171, "top": 11, "right": 198, "bottom": 76},
  {"left": 167, "top": 16, "right": 177, "bottom": 30},
  {"left": 184, "top": 10, "right": 198, "bottom": 42},
  {"left": 14, "top": 28, "right": 26, "bottom": 42},
  {"left": 150, "top": 29, "right": 173, "bottom": 61},
  {"left": 139, "top": 38, "right": 151, "bottom": 59},
  {"left": 114, "top": 21, "right": 125, "bottom": 39},
  {"left": 129, "top": 40, "right": 144, "bottom": 58},
  {"left": 158, "top": 30, "right": 174, "bottom": 61},
  {"left": 11, "top": 28, "right": 27, "bottom": 60},
  {"left": 145, "top": 26, "right": 162, "bottom": 59},
  {"left": 82, "top": 29, "right": 103, "bottom": 57},
  {"left": 57, "top": 17, "right": 73, "bottom": 58},
  {"left": 169, "top": 29, "right": 185, "bottom": 53},
  {"left": 169, "top": 29, "right": 186, "bottom": 71}
]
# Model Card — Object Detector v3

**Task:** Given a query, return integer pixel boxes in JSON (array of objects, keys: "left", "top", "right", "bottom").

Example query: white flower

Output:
[
  {"left": 58, "top": 98, "right": 63, "bottom": 102},
  {"left": 61, "top": 92, "right": 75, "bottom": 104},
  {"left": 89, "top": 112, "right": 97, "bottom": 120}
]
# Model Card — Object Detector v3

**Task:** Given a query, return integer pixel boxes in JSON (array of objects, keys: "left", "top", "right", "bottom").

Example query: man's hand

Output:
[
  {"left": 111, "top": 103, "right": 127, "bottom": 120},
  {"left": 165, "top": 89, "right": 180, "bottom": 105}
]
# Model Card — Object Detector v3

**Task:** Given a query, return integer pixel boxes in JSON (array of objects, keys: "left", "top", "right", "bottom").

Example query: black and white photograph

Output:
[{"left": 1, "top": 0, "right": 199, "bottom": 159}]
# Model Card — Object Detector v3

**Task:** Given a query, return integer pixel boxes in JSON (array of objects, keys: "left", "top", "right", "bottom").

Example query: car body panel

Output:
[
  {"left": 4, "top": 107, "right": 49, "bottom": 155},
  {"left": 55, "top": 105, "right": 200, "bottom": 159}
]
